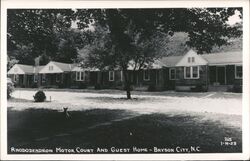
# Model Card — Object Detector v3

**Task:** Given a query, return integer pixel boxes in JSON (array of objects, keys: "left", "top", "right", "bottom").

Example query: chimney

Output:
[{"left": 34, "top": 56, "right": 41, "bottom": 67}]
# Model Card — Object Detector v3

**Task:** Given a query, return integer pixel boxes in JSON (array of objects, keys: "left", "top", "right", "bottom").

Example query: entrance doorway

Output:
[
  {"left": 217, "top": 66, "right": 226, "bottom": 85},
  {"left": 209, "top": 66, "right": 226, "bottom": 85}
]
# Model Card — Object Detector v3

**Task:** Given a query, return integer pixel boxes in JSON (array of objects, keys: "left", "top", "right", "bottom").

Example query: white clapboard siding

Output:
[
  {"left": 8, "top": 64, "right": 30, "bottom": 74},
  {"left": 39, "top": 61, "right": 64, "bottom": 73},
  {"left": 175, "top": 49, "right": 208, "bottom": 67}
]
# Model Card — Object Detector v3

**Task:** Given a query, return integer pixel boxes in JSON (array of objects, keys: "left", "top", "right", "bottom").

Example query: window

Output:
[
  {"left": 184, "top": 66, "right": 199, "bottom": 79},
  {"left": 56, "top": 74, "right": 60, "bottom": 82},
  {"left": 109, "top": 71, "right": 115, "bottom": 81},
  {"left": 42, "top": 74, "right": 46, "bottom": 82},
  {"left": 49, "top": 66, "right": 53, "bottom": 71},
  {"left": 235, "top": 65, "right": 242, "bottom": 79},
  {"left": 76, "top": 71, "right": 80, "bottom": 81},
  {"left": 169, "top": 68, "right": 176, "bottom": 80},
  {"left": 192, "top": 66, "right": 198, "bottom": 78},
  {"left": 34, "top": 74, "right": 38, "bottom": 82},
  {"left": 192, "top": 57, "right": 195, "bottom": 62},
  {"left": 81, "top": 72, "right": 84, "bottom": 81},
  {"left": 185, "top": 67, "right": 191, "bottom": 78},
  {"left": 14, "top": 74, "right": 18, "bottom": 82},
  {"left": 188, "top": 57, "right": 195, "bottom": 63},
  {"left": 120, "top": 71, "right": 123, "bottom": 81},
  {"left": 143, "top": 70, "right": 150, "bottom": 81},
  {"left": 76, "top": 71, "right": 85, "bottom": 81}
]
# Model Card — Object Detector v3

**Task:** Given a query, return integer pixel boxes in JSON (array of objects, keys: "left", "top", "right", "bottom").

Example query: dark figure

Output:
[{"left": 63, "top": 107, "right": 71, "bottom": 119}]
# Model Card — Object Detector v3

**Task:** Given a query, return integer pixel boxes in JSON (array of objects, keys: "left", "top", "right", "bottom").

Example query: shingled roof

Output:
[
  {"left": 34, "top": 66, "right": 45, "bottom": 73},
  {"left": 7, "top": 64, "right": 45, "bottom": 75},
  {"left": 16, "top": 64, "right": 34, "bottom": 73},
  {"left": 158, "top": 56, "right": 183, "bottom": 67},
  {"left": 202, "top": 51, "right": 242, "bottom": 65},
  {"left": 51, "top": 61, "right": 76, "bottom": 72},
  {"left": 158, "top": 50, "right": 242, "bottom": 67}
]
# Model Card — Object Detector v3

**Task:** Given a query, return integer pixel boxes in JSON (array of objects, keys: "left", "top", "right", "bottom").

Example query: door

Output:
[
  {"left": 217, "top": 66, "right": 226, "bottom": 85},
  {"left": 63, "top": 73, "right": 71, "bottom": 88},
  {"left": 89, "top": 72, "right": 98, "bottom": 86},
  {"left": 27, "top": 75, "right": 34, "bottom": 87}
]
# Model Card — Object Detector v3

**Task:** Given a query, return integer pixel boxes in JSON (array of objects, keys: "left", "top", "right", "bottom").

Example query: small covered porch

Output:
[
  {"left": 38, "top": 72, "right": 71, "bottom": 88},
  {"left": 38, "top": 61, "right": 73, "bottom": 88},
  {"left": 7, "top": 64, "right": 36, "bottom": 88},
  {"left": 208, "top": 64, "right": 242, "bottom": 91}
]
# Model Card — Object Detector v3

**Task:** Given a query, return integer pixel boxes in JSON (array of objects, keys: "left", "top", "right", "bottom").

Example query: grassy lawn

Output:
[{"left": 8, "top": 106, "right": 242, "bottom": 154}]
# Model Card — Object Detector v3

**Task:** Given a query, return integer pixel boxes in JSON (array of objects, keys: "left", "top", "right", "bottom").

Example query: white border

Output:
[{"left": 1, "top": 0, "right": 249, "bottom": 160}]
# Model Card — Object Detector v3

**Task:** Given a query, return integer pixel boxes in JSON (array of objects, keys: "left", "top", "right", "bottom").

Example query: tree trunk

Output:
[
  {"left": 123, "top": 69, "right": 132, "bottom": 99},
  {"left": 126, "top": 87, "right": 131, "bottom": 99}
]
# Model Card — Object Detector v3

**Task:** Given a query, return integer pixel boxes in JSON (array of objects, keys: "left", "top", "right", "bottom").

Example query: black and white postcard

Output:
[{"left": 1, "top": 0, "right": 249, "bottom": 160}]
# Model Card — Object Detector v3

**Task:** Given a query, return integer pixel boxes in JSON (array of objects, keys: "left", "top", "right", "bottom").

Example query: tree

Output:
[
  {"left": 76, "top": 8, "right": 242, "bottom": 99},
  {"left": 7, "top": 9, "right": 76, "bottom": 64},
  {"left": 185, "top": 8, "right": 242, "bottom": 53},
  {"left": 77, "top": 22, "right": 170, "bottom": 99}
]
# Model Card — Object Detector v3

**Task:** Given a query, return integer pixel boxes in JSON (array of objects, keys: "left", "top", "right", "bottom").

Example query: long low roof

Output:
[
  {"left": 159, "top": 56, "right": 183, "bottom": 67},
  {"left": 8, "top": 50, "right": 242, "bottom": 75},
  {"left": 159, "top": 50, "right": 242, "bottom": 67},
  {"left": 7, "top": 64, "right": 45, "bottom": 75},
  {"left": 51, "top": 61, "right": 75, "bottom": 72},
  {"left": 201, "top": 51, "right": 242, "bottom": 65},
  {"left": 39, "top": 61, "right": 76, "bottom": 74}
]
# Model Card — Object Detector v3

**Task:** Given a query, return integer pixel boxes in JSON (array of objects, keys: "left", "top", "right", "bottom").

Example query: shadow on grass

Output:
[
  {"left": 8, "top": 108, "right": 241, "bottom": 154},
  {"left": 83, "top": 96, "right": 157, "bottom": 104}
]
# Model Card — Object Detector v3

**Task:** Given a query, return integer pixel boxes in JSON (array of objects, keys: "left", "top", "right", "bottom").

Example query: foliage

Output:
[
  {"left": 94, "top": 84, "right": 102, "bottom": 90},
  {"left": 232, "top": 85, "right": 242, "bottom": 93},
  {"left": 147, "top": 84, "right": 157, "bottom": 92},
  {"left": 76, "top": 8, "right": 242, "bottom": 98},
  {"left": 185, "top": 8, "right": 242, "bottom": 53},
  {"left": 79, "top": 83, "right": 87, "bottom": 89},
  {"left": 228, "top": 84, "right": 242, "bottom": 93},
  {"left": 7, "top": 8, "right": 242, "bottom": 99},
  {"left": 7, "top": 55, "right": 19, "bottom": 70},
  {"left": 7, "top": 83, "right": 14, "bottom": 99},
  {"left": 33, "top": 90, "right": 46, "bottom": 102},
  {"left": 7, "top": 9, "right": 77, "bottom": 64},
  {"left": 191, "top": 84, "right": 207, "bottom": 92}
]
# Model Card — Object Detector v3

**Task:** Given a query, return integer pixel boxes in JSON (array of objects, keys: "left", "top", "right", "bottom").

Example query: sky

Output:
[{"left": 226, "top": 10, "right": 242, "bottom": 25}]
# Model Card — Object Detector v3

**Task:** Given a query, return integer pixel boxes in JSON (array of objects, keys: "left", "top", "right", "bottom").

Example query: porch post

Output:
[
  {"left": 206, "top": 65, "right": 208, "bottom": 89},
  {"left": 97, "top": 72, "right": 101, "bottom": 84},
  {"left": 215, "top": 66, "right": 218, "bottom": 83},
  {"left": 38, "top": 74, "right": 41, "bottom": 87},
  {"left": 61, "top": 73, "right": 64, "bottom": 84},
  {"left": 225, "top": 66, "right": 227, "bottom": 85},
  {"left": 136, "top": 71, "right": 139, "bottom": 85},
  {"left": 155, "top": 70, "right": 158, "bottom": 86},
  {"left": 23, "top": 74, "right": 26, "bottom": 87}
]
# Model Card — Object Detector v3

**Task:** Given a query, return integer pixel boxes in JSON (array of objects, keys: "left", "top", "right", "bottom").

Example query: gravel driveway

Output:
[{"left": 9, "top": 89, "right": 242, "bottom": 115}]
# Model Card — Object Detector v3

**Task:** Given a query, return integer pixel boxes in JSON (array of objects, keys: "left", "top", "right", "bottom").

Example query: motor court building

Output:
[{"left": 7, "top": 49, "right": 242, "bottom": 91}]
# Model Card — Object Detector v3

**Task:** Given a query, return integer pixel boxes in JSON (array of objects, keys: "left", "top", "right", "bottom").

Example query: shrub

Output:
[
  {"left": 95, "top": 84, "right": 102, "bottom": 90},
  {"left": 232, "top": 85, "right": 242, "bottom": 93},
  {"left": 33, "top": 90, "right": 46, "bottom": 102},
  {"left": 123, "top": 84, "right": 134, "bottom": 91},
  {"left": 58, "top": 83, "right": 65, "bottom": 88},
  {"left": 7, "top": 84, "right": 14, "bottom": 99},
  {"left": 31, "top": 83, "right": 38, "bottom": 88},
  {"left": 79, "top": 83, "right": 87, "bottom": 89},
  {"left": 148, "top": 84, "right": 156, "bottom": 92},
  {"left": 191, "top": 84, "right": 204, "bottom": 92}
]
